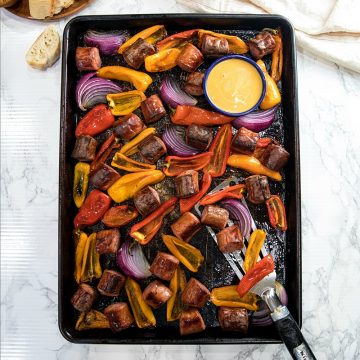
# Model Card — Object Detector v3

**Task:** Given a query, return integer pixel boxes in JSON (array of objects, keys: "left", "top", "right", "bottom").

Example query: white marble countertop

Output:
[{"left": 1, "top": 1, "right": 360, "bottom": 359}]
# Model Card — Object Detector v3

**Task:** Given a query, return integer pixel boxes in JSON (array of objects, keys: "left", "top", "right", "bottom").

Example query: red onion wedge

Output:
[
  {"left": 84, "top": 30, "right": 129, "bottom": 55},
  {"left": 76, "top": 72, "right": 122, "bottom": 111},
  {"left": 117, "top": 238, "right": 151, "bottom": 280},
  {"left": 220, "top": 199, "right": 251, "bottom": 238},
  {"left": 232, "top": 106, "right": 278, "bottom": 132},
  {"left": 160, "top": 76, "right": 197, "bottom": 109},
  {"left": 162, "top": 126, "right": 201, "bottom": 156}
]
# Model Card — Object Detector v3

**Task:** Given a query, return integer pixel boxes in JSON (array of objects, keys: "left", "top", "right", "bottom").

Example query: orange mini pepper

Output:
[
  {"left": 156, "top": 29, "right": 199, "bottom": 51},
  {"left": 199, "top": 184, "right": 246, "bottom": 206},
  {"left": 145, "top": 48, "right": 182, "bottom": 72},
  {"left": 266, "top": 195, "right": 287, "bottom": 231}
]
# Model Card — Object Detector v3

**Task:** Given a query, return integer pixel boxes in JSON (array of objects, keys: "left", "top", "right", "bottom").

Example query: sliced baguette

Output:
[
  {"left": 53, "top": 0, "right": 74, "bottom": 15},
  {"left": 26, "top": 25, "right": 61, "bottom": 70},
  {"left": 29, "top": 0, "right": 53, "bottom": 19}
]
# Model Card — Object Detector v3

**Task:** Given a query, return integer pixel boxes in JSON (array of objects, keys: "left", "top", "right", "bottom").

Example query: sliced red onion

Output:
[
  {"left": 251, "top": 281, "right": 288, "bottom": 327},
  {"left": 162, "top": 126, "right": 201, "bottom": 157},
  {"left": 117, "top": 238, "right": 151, "bottom": 280},
  {"left": 160, "top": 76, "right": 197, "bottom": 108},
  {"left": 76, "top": 72, "right": 122, "bottom": 111},
  {"left": 232, "top": 106, "right": 278, "bottom": 132},
  {"left": 220, "top": 199, "right": 251, "bottom": 238},
  {"left": 84, "top": 30, "right": 129, "bottom": 55}
]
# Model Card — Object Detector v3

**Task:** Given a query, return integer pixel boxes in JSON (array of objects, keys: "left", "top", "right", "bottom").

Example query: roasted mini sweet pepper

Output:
[
  {"left": 156, "top": 29, "right": 199, "bottom": 50},
  {"left": 74, "top": 189, "right": 112, "bottom": 228},
  {"left": 198, "top": 29, "right": 249, "bottom": 54},
  {"left": 237, "top": 254, "right": 274, "bottom": 297},
  {"left": 107, "top": 170, "right": 165, "bottom": 203},
  {"left": 227, "top": 154, "right": 282, "bottom": 181},
  {"left": 111, "top": 152, "right": 156, "bottom": 172},
  {"left": 180, "top": 172, "right": 212, "bottom": 214},
  {"left": 163, "top": 152, "right": 213, "bottom": 177},
  {"left": 74, "top": 231, "right": 102, "bottom": 283},
  {"left": 210, "top": 285, "right": 259, "bottom": 311},
  {"left": 102, "top": 205, "right": 138, "bottom": 227},
  {"left": 203, "top": 124, "right": 232, "bottom": 178},
  {"left": 75, "top": 310, "right": 110, "bottom": 331},
  {"left": 73, "top": 162, "right": 90, "bottom": 208},
  {"left": 90, "top": 133, "right": 121, "bottom": 171},
  {"left": 244, "top": 229, "right": 267, "bottom": 272},
  {"left": 167, "top": 267, "right": 187, "bottom": 321},
  {"left": 107, "top": 90, "right": 146, "bottom": 116},
  {"left": 162, "top": 234, "right": 204, "bottom": 272},
  {"left": 144, "top": 48, "right": 181, "bottom": 72},
  {"left": 119, "top": 128, "right": 156, "bottom": 156},
  {"left": 118, "top": 25, "right": 166, "bottom": 54},
  {"left": 125, "top": 277, "right": 156, "bottom": 328},
  {"left": 199, "top": 184, "right": 246, "bottom": 206},
  {"left": 130, "top": 197, "right": 178, "bottom": 245},
  {"left": 97, "top": 66, "right": 153, "bottom": 92},
  {"left": 266, "top": 195, "right": 287, "bottom": 231},
  {"left": 271, "top": 29, "right": 283, "bottom": 82},
  {"left": 75, "top": 104, "right": 115, "bottom": 138},
  {"left": 171, "top": 105, "right": 233, "bottom": 126},
  {"left": 256, "top": 60, "right": 281, "bottom": 110}
]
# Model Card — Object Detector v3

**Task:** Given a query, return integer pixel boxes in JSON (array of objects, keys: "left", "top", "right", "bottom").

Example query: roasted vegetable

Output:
[
  {"left": 243, "top": 229, "right": 267, "bottom": 272},
  {"left": 75, "top": 310, "right": 110, "bottom": 331},
  {"left": 199, "top": 184, "right": 246, "bottom": 206},
  {"left": 266, "top": 195, "right": 287, "bottom": 231},
  {"left": 73, "top": 162, "right": 90, "bottom": 208},
  {"left": 102, "top": 205, "right": 138, "bottom": 227},
  {"left": 157, "top": 29, "right": 199, "bottom": 51},
  {"left": 111, "top": 152, "right": 156, "bottom": 173},
  {"left": 119, "top": 128, "right": 156, "bottom": 156},
  {"left": 145, "top": 48, "right": 181, "bottom": 72},
  {"left": 106, "top": 90, "right": 146, "bottom": 116},
  {"left": 167, "top": 267, "right": 187, "bottom": 321}
]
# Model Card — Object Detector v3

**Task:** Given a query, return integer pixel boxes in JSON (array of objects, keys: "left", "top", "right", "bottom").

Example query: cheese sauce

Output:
[{"left": 206, "top": 58, "right": 264, "bottom": 114}]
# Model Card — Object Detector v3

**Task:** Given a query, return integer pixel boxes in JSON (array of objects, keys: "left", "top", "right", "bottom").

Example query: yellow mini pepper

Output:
[
  {"left": 97, "top": 66, "right": 153, "bottom": 92},
  {"left": 227, "top": 154, "right": 282, "bottom": 181},
  {"left": 107, "top": 90, "right": 146, "bottom": 116},
  {"left": 210, "top": 285, "right": 259, "bottom": 310},
  {"left": 107, "top": 170, "right": 165, "bottom": 203},
  {"left": 145, "top": 48, "right": 182, "bottom": 72},
  {"left": 111, "top": 152, "right": 156, "bottom": 172},
  {"left": 257, "top": 60, "right": 281, "bottom": 110},
  {"left": 244, "top": 229, "right": 267, "bottom": 272},
  {"left": 162, "top": 234, "right": 204, "bottom": 272},
  {"left": 73, "top": 162, "right": 90, "bottom": 208},
  {"left": 120, "top": 128, "right": 156, "bottom": 156},
  {"left": 125, "top": 277, "right": 156, "bottom": 328},
  {"left": 75, "top": 310, "right": 110, "bottom": 331},
  {"left": 167, "top": 267, "right": 187, "bottom": 321}
]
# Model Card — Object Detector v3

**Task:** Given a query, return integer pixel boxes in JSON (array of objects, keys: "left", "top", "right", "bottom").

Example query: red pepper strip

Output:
[
  {"left": 102, "top": 205, "right": 138, "bottom": 227},
  {"left": 203, "top": 124, "right": 232, "bottom": 177},
  {"left": 180, "top": 172, "right": 212, "bottom": 214},
  {"left": 130, "top": 197, "right": 178, "bottom": 245},
  {"left": 266, "top": 195, "right": 288, "bottom": 231},
  {"left": 75, "top": 104, "right": 115, "bottom": 138},
  {"left": 199, "top": 184, "right": 246, "bottom": 206},
  {"left": 163, "top": 152, "right": 213, "bottom": 177},
  {"left": 237, "top": 254, "right": 274, "bottom": 297},
  {"left": 156, "top": 29, "right": 199, "bottom": 50},
  {"left": 74, "top": 189, "right": 112, "bottom": 229},
  {"left": 90, "top": 133, "right": 120, "bottom": 171},
  {"left": 171, "top": 106, "right": 233, "bottom": 126}
]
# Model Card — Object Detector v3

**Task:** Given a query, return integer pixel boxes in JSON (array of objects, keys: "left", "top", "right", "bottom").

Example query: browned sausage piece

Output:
[
  {"left": 122, "top": 38, "right": 156, "bottom": 69},
  {"left": 248, "top": 31, "right": 276, "bottom": 60},
  {"left": 133, "top": 186, "right": 161, "bottom": 217},
  {"left": 183, "top": 72, "right": 205, "bottom": 96},
  {"left": 176, "top": 43, "right": 204, "bottom": 72},
  {"left": 141, "top": 94, "right": 166, "bottom": 124},
  {"left": 76, "top": 47, "right": 101, "bottom": 71},
  {"left": 71, "top": 135, "right": 97, "bottom": 162},
  {"left": 218, "top": 307, "right": 249, "bottom": 333},
  {"left": 71, "top": 283, "right": 97, "bottom": 312},
  {"left": 245, "top": 175, "right": 271, "bottom": 204},
  {"left": 96, "top": 228, "right": 121, "bottom": 254},
  {"left": 186, "top": 124, "right": 213, "bottom": 151},
  {"left": 201, "top": 35, "right": 229, "bottom": 57},
  {"left": 142, "top": 280, "right": 173, "bottom": 309},
  {"left": 138, "top": 135, "right": 167, "bottom": 164},
  {"left": 97, "top": 269, "right": 125, "bottom": 297},
  {"left": 175, "top": 170, "right": 199, "bottom": 198},
  {"left": 254, "top": 139, "right": 290, "bottom": 171},
  {"left": 181, "top": 277, "right": 210, "bottom": 308},
  {"left": 201, "top": 205, "right": 229, "bottom": 230},
  {"left": 179, "top": 308, "right": 206, "bottom": 336},
  {"left": 104, "top": 302, "right": 134, "bottom": 332},
  {"left": 114, "top": 113, "right": 145, "bottom": 141},
  {"left": 89, "top": 163, "right": 121, "bottom": 190},
  {"left": 171, "top": 211, "right": 201, "bottom": 243},
  {"left": 231, "top": 127, "right": 259, "bottom": 155},
  {"left": 216, "top": 225, "right": 244, "bottom": 253},
  {"left": 149, "top": 252, "right": 179, "bottom": 281}
]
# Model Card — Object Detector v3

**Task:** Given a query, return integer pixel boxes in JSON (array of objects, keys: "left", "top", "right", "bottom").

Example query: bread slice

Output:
[
  {"left": 53, "top": 0, "right": 74, "bottom": 15},
  {"left": 26, "top": 25, "right": 61, "bottom": 70},
  {"left": 29, "top": 0, "right": 53, "bottom": 19}
]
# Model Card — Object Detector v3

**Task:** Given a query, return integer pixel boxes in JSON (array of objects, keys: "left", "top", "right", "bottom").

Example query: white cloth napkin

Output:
[{"left": 177, "top": 0, "right": 360, "bottom": 73}]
